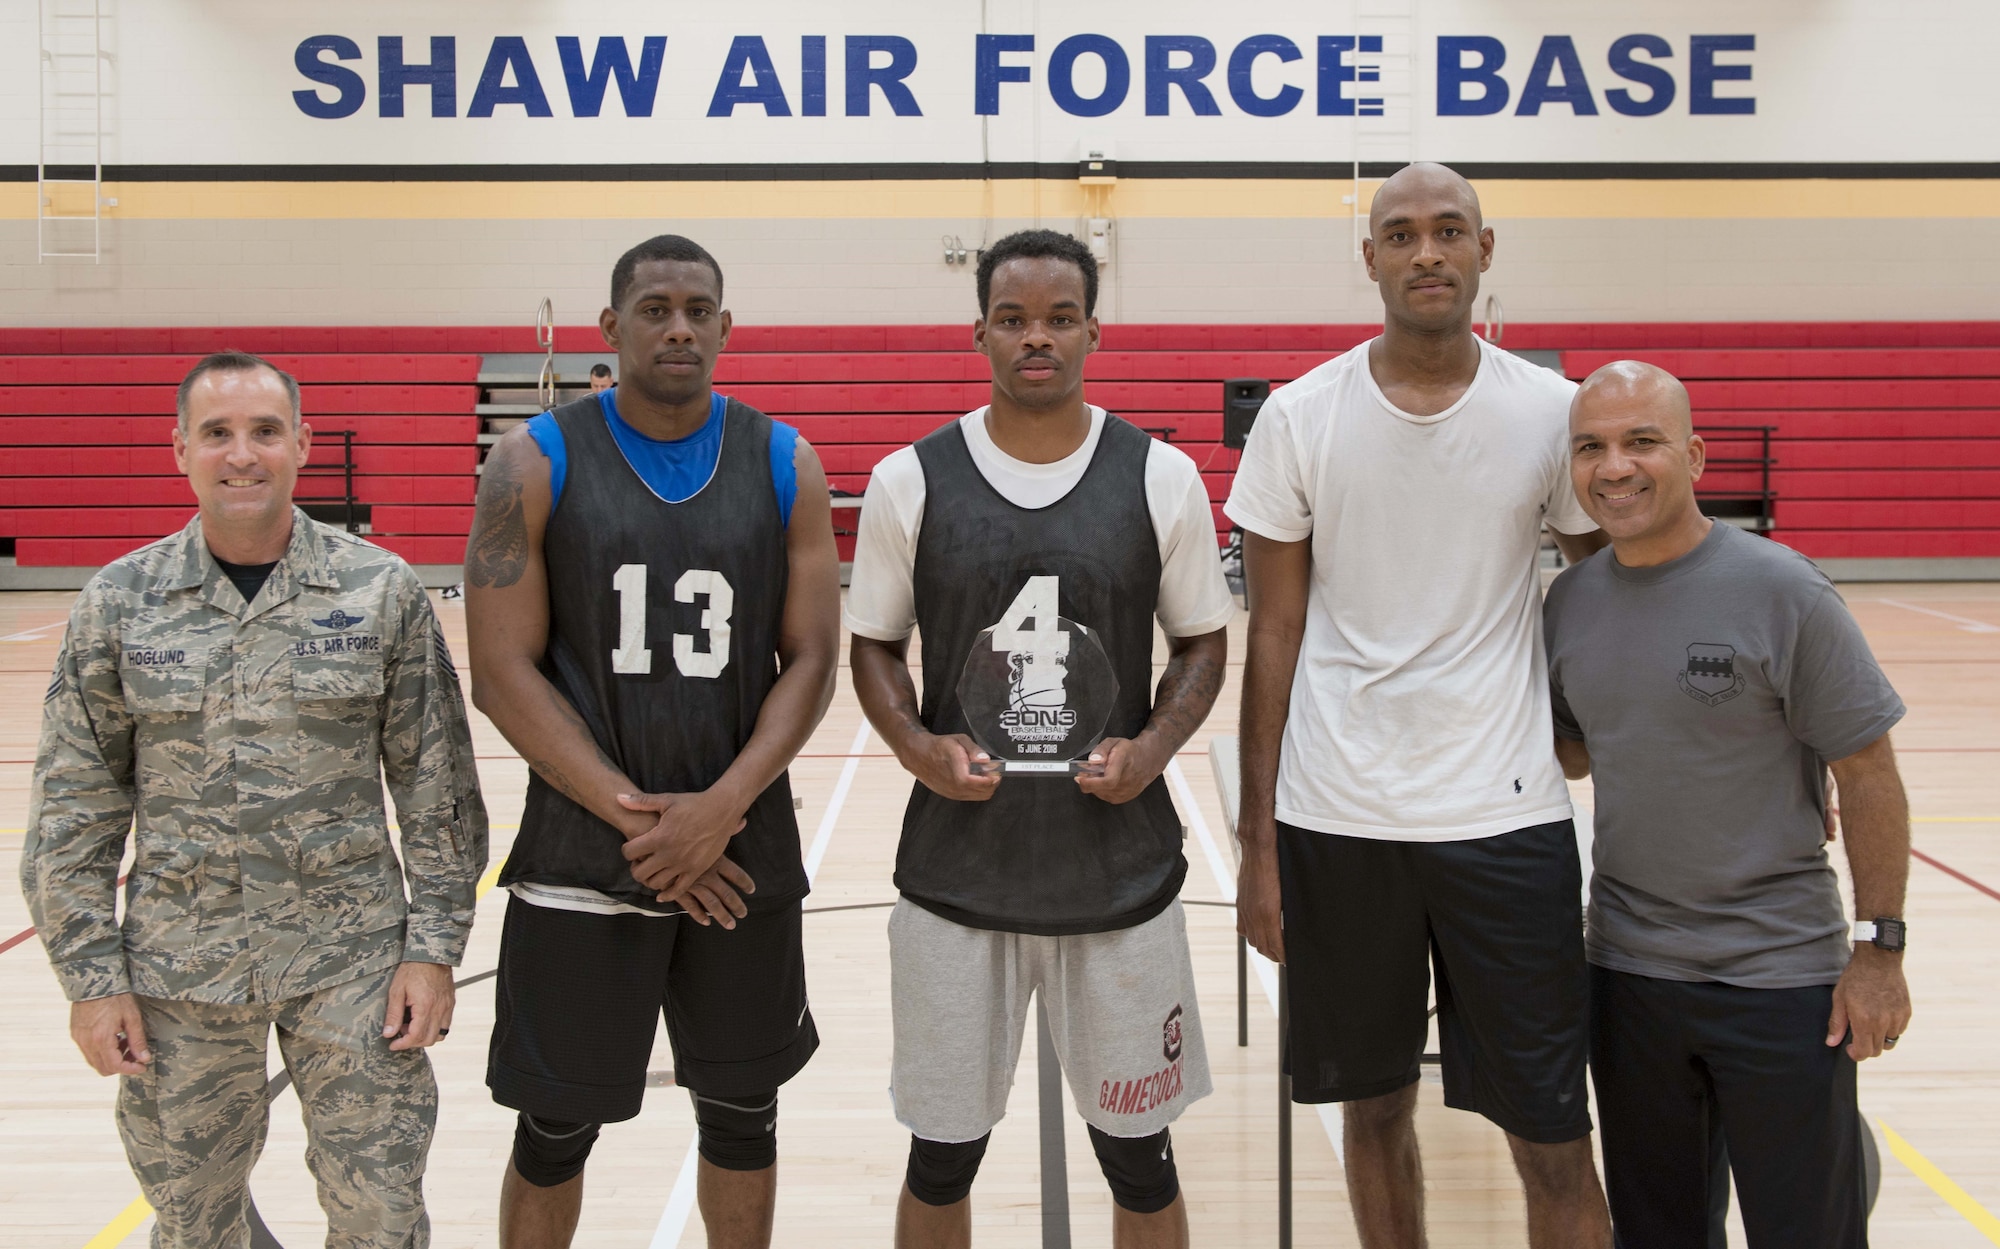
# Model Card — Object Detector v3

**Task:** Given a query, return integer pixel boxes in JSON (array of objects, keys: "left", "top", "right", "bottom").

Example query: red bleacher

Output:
[
  {"left": 0, "top": 332, "right": 481, "bottom": 567},
  {"left": 0, "top": 321, "right": 1994, "bottom": 569},
  {"left": 1557, "top": 336, "right": 2000, "bottom": 558}
]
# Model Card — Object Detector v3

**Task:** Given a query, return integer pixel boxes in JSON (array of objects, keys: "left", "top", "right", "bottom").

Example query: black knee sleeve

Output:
[
  {"left": 905, "top": 1133, "right": 992, "bottom": 1207},
  {"left": 512, "top": 1114, "right": 601, "bottom": 1188},
  {"left": 690, "top": 1089, "right": 779, "bottom": 1171},
  {"left": 1088, "top": 1125, "right": 1180, "bottom": 1214}
]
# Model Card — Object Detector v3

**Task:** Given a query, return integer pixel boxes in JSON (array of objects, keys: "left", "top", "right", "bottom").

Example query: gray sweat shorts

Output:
[{"left": 888, "top": 898, "right": 1213, "bottom": 1142}]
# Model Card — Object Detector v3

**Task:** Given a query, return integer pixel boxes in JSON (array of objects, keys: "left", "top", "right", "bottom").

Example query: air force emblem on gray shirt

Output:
[{"left": 1678, "top": 642, "right": 1745, "bottom": 707}]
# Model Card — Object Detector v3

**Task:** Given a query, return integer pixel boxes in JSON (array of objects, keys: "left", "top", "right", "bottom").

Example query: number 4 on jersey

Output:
[
  {"left": 991, "top": 575, "right": 1069, "bottom": 662},
  {"left": 611, "top": 563, "right": 734, "bottom": 678}
]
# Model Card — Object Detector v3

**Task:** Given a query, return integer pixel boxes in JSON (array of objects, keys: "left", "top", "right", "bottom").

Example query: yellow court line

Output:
[
  {"left": 14, "top": 176, "right": 2000, "bottom": 222},
  {"left": 1880, "top": 1121, "right": 2000, "bottom": 1244},
  {"left": 78, "top": 1196, "right": 151, "bottom": 1249}
]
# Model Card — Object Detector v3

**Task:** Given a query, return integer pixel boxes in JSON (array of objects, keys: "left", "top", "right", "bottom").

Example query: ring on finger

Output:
[{"left": 1883, "top": 1034, "right": 1899, "bottom": 1048}]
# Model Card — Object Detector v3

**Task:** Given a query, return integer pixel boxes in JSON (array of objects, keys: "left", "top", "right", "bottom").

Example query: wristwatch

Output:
[{"left": 1853, "top": 918, "right": 1907, "bottom": 952}]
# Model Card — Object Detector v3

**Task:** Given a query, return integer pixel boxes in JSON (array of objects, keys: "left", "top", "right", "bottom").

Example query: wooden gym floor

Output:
[{"left": 1, "top": 583, "right": 1996, "bottom": 1248}]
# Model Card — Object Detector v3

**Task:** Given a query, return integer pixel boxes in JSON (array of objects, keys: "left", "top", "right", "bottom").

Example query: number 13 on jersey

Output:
[{"left": 611, "top": 564, "right": 733, "bottom": 678}]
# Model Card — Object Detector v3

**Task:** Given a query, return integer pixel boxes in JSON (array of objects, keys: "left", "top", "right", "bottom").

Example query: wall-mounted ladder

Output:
[
  {"left": 38, "top": 0, "right": 109, "bottom": 262},
  {"left": 1348, "top": 2, "right": 1420, "bottom": 260}
]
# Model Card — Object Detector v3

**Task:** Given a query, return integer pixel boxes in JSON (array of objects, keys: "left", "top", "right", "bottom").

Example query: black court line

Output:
[{"left": 2, "top": 900, "right": 1236, "bottom": 964}]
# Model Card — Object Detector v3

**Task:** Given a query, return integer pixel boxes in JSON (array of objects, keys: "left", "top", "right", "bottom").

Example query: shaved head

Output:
[
  {"left": 1573, "top": 360, "right": 1693, "bottom": 440},
  {"left": 1567, "top": 359, "right": 1710, "bottom": 562},
  {"left": 1362, "top": 161, "right": 1492, "bottom": 337},
  {"left": 1370, "top": 161, "right": 1483, "bottom": 234}
]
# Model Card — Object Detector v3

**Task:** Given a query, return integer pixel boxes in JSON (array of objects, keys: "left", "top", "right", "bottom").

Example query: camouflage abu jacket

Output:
[{"left": 20, "top": 509, "right": 488, "bottom": 1004}]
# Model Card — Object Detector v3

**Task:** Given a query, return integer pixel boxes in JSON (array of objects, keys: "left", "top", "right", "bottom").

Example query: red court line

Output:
[
  {"left": 0, "top": 872, "right": 128, "bottom": 958},
  {"left": 1912, "top": 847, "right": 2000, "bottom": 904}
]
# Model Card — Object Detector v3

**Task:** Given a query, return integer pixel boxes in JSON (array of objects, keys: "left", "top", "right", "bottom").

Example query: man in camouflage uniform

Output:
[{"left": 20, "top": 351, "right": 487, "bottom": 1249}]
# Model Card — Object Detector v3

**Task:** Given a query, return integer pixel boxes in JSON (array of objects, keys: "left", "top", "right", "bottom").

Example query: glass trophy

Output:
[{"left": 956, "top": 613, "right": 1119, "bottom": 776}]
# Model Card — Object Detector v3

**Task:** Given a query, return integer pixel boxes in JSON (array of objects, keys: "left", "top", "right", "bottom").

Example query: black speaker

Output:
[{"left": 1223, "top": 378, "right": 1270, "bottom": 450}]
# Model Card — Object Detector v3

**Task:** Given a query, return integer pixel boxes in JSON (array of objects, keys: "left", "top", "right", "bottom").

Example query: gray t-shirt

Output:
[{"left": 1544, "top": 522, "right": 1905, "bottom": 989}]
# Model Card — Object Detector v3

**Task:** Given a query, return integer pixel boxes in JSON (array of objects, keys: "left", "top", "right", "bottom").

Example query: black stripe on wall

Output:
[{"left": 6, "top": 161, "right": 2000, "bottom": 184}]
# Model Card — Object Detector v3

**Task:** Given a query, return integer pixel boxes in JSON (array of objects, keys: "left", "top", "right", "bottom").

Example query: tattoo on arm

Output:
[
  {"left": 549, "top": 689, "right": 625, "bottom": 776},
  {"left": 524, "top": 754, "right": 587, "bottom": 806},
  {"left": 466, "top": 449, "right": 529, "bottom": 589},
  {"left": 518, "top": 688, "right": 626, "bottom": 808},
  {"left": 1147, "top": 646, "right": 1226, "bottom": 749}
]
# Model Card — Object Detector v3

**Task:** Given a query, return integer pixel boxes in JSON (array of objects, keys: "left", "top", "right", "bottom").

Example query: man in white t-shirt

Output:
[
  {"left": 848, "top": 229, "right": 1234, "bottom": 1248},
  {"left": 1226, "top": 163, "right": 1613, "bottom": 1249}
]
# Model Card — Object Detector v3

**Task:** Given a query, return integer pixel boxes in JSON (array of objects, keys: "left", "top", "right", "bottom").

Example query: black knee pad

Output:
[
  {"left": 1088, "top": 1124, "right": 1180, "bottom": 1214},
  {"left": 689, "top": 1088, "right": 779, "bottom": 1171},
  {"left": 906, "top": 1133, "right": 992, "bottom": 1206},
  {"left": 512, "top": 1114, "right": 601, "bottom": 1188}
]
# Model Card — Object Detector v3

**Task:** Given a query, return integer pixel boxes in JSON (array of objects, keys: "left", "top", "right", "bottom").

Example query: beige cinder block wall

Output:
[{"left": 5, "top": 177, "right": 1998, "bottom": 327}]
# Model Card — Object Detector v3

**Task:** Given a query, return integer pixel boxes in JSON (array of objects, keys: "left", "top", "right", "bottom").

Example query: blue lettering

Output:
[
  {"left": 293, "top": 35, "right": 365, "bottom": 120},
  {"left": 378, "top": 36, "right": 456, "bottom": 118},
  {"left": 1145, "top": 35, "right": 1221, "bottom": 117},
  {"left": 801, "top": 35, "right": 827, "bottom": 117},
  {"left": 975, "top": 33, "right": 1034, "bottom": 116},
  {"left": 1690, "top": 34, "right": 1754, "bottom": 114},
  {"left": 469, "top": 36, "right": 553, "bottom": 118},
  {"left": 845, "top": 35, "right": 921, "bottom": 116},
  {"left": 1605, "top": 34, "right": 1674, "bottom": 117},
  {"left": 1316, "top": 35, "right": 1384, "bottom": 117},
  {"left": 1515, "top": 35, "right": 1596, "bottom": 115},
  {"left": 1227, "top": 35, "right": 1304, "bottom": 118},
  {"left": 708, "top": 35, "right": 791, "bottom": 117},
  {"left": 1436, "top": 35, "right": 1507, "bottom": 116},
  {"left": 1048, "top": 34, "right": 1128, "bottom": 118},
  {"left": 556, "top": 36, "right": 666, "bottom": 117}
]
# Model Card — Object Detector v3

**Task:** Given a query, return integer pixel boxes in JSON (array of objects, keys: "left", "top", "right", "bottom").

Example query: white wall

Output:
[{"left": 2, "top": 0, "right": 1993, "bottom": 169}]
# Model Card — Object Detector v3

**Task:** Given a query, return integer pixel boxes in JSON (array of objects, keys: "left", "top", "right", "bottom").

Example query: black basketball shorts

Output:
[
  {"left": 1275, "top": 818, "right": 1592, "bottom": 1144},
  {"left": 1590, "top": 966, "right": 1865, "bottom": 1248},
  {"left": 486, "top": 895, "right": 819, "bottom": 1124}
]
